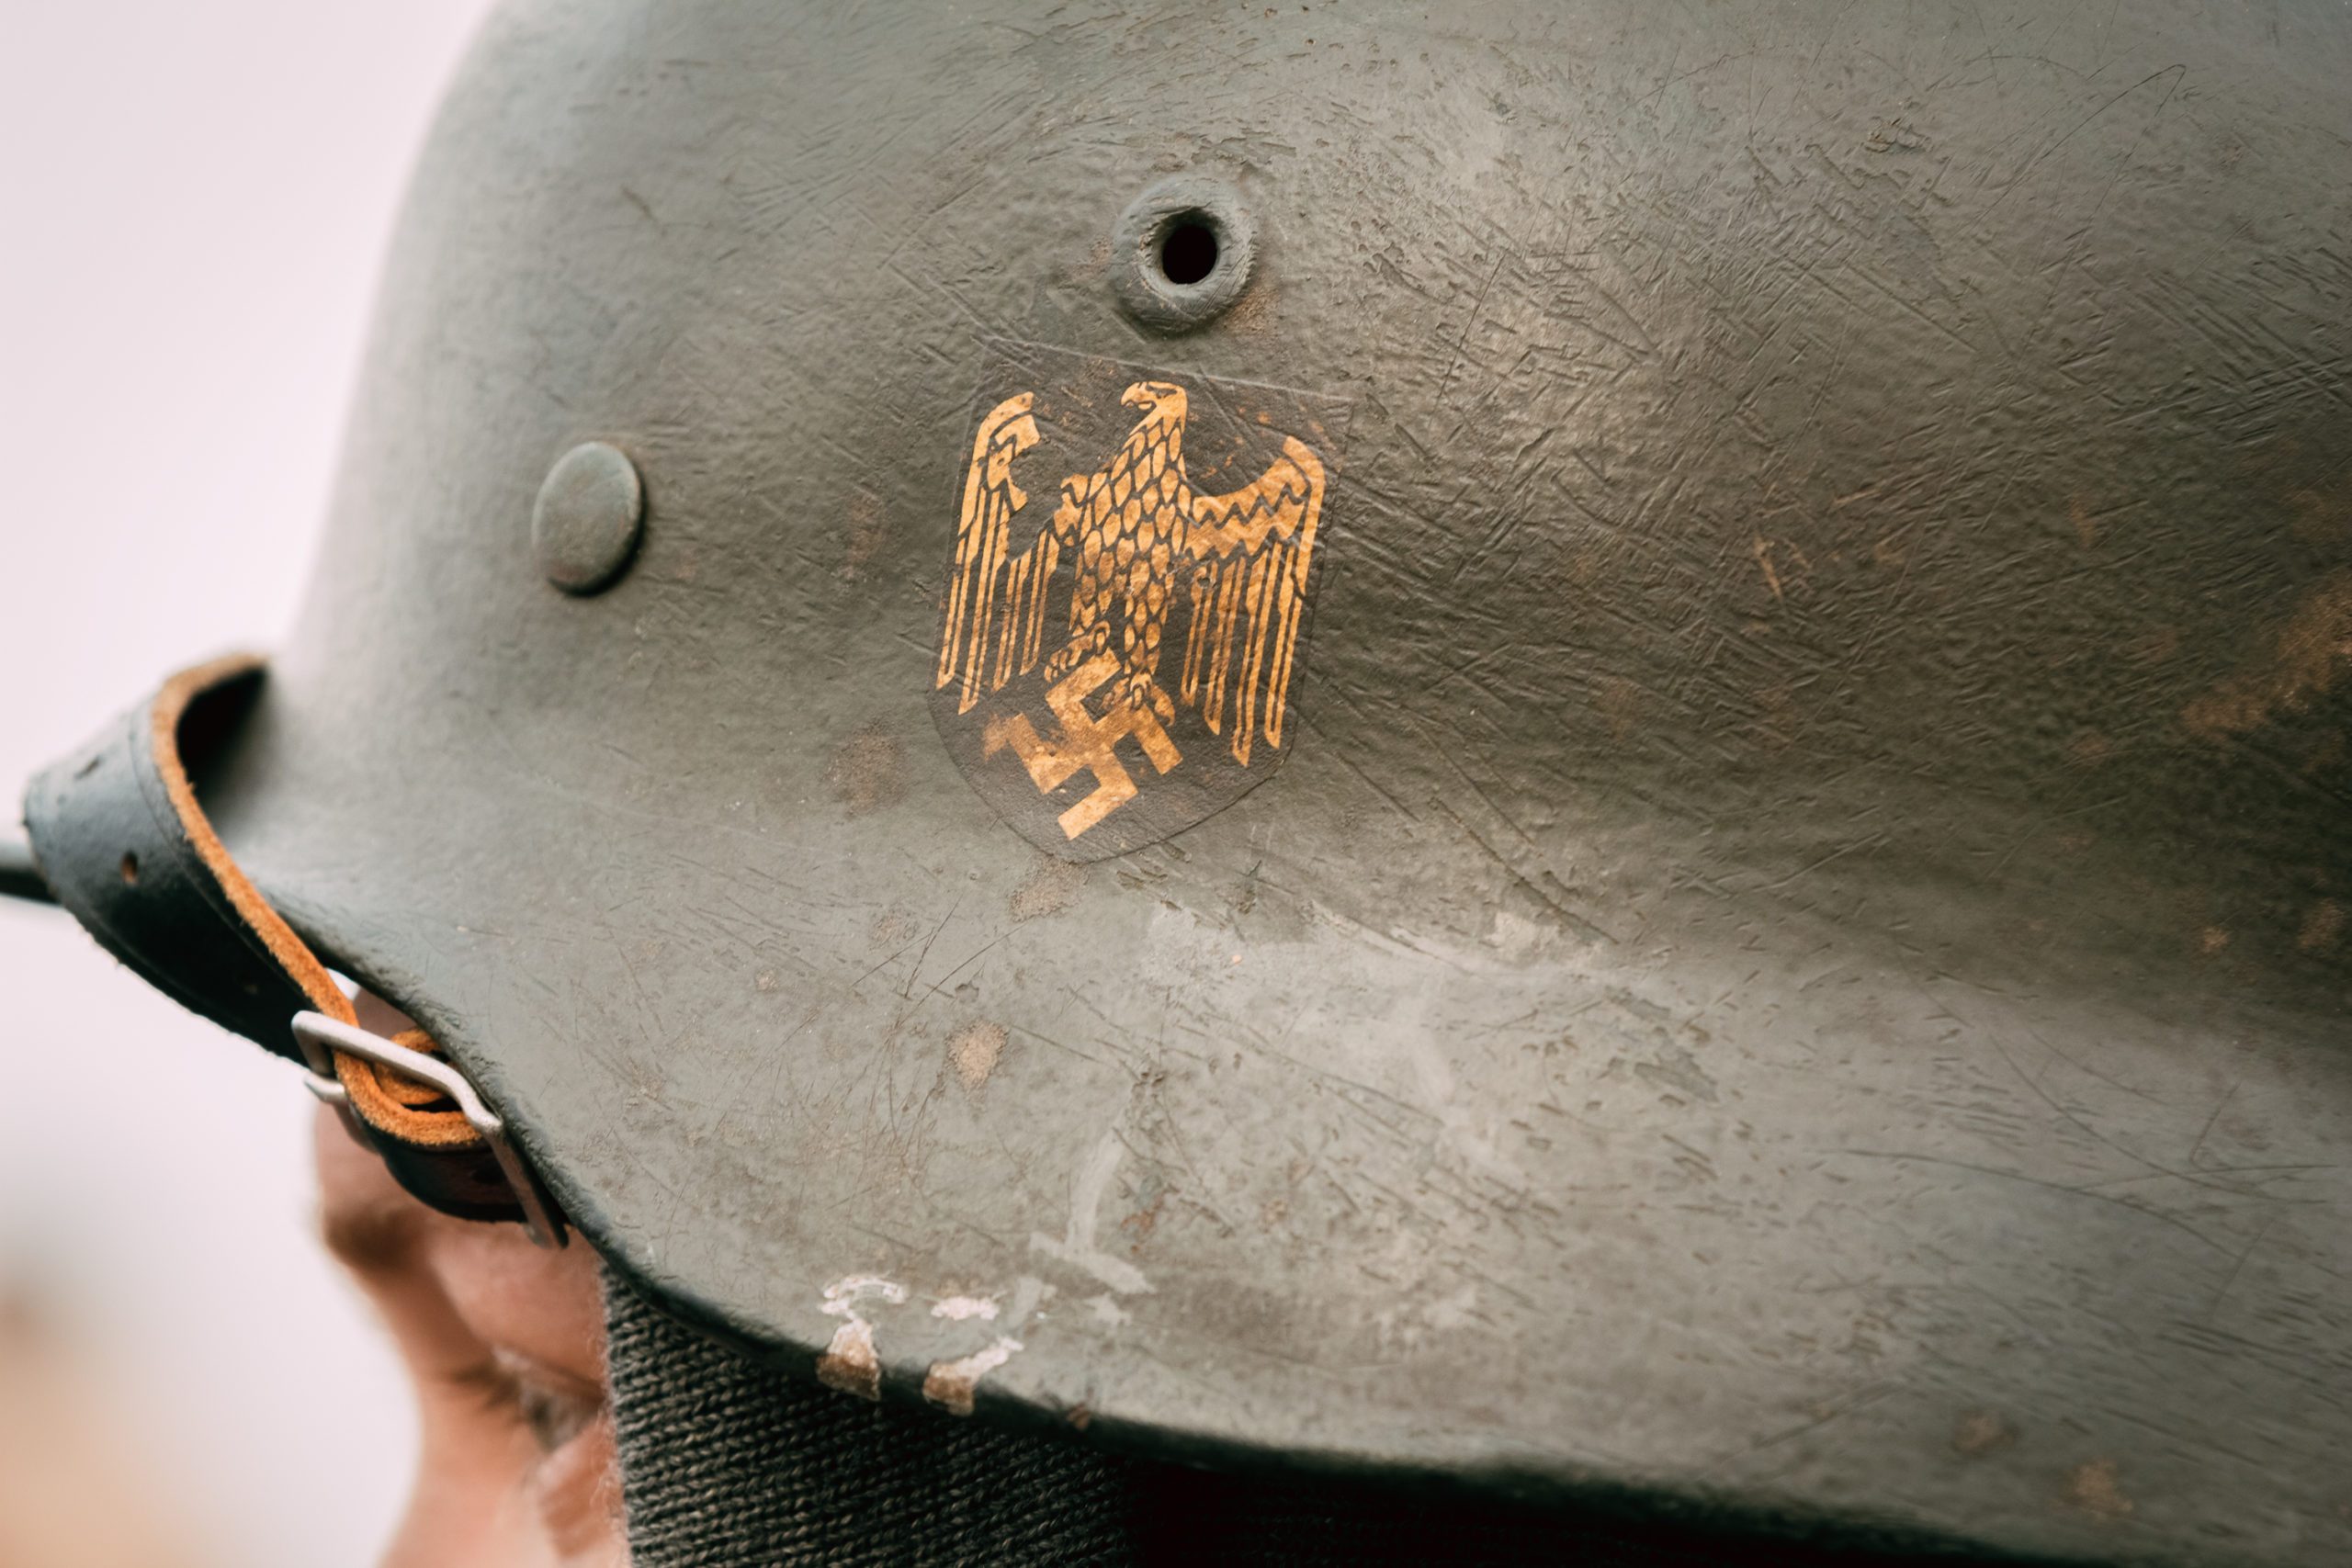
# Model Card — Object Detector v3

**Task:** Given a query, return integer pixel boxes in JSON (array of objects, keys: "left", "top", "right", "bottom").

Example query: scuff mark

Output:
[
  {"left": 1485, "top": 908, "right": 1547, "bottom": 958},
  {"left": 1403, "top": 1022, "right": 1531, "bottom": 1190},
  {"left": 1753, "top": 535, "right": 1784, "bottom": 601},
  {"left": 1951, "top": 1410, "right": 2017, "bottom": 1457},
  {"left": 1088, "top": 1293, "right": 1131, "bottom": 1326},
  {"left": 1011, "top": 857, "right": 1087, "bottom": 919},
  {"left": 2064, "top": 730, "right": 2113, "bottom": 769},
  {"left": 1118, "top": 1184, "right": 1170, "bottom": 1247},
  {"left": 1751, "top": 535, "right": 1812, "bottom": 604},
  {"left": 840, "top": 487, "right": 890, "bottom": 580},
  {"left": 2068, "top": 494, "right": 2098, "bottom": 548},
  {"left": 922, "top": 1336, "right": 1023, "bottom": 1416},
  {"left": 822, "top": 1277, "right": 909, "bottom": 1316},
  {"left": 1863, "top": 117, "right": 1928, "bottom": 154},
  {"left": 1031, "top": 1129, "right": 1154, "bottom": 1294},
  {"left": 1371, "top": 1281, "right": 1480, "bottom": 1353},
  {"left": 1220, "top": 282, "right": 1277, "bottom": 335},
  {"left": 948, "top": 1021, "right": 1007, "bottom": 1091},
  {"left": 1635, "top": 1045, "right": 1719, "bottom": 1103},
  {"left": 825, "top": 726, "right": 906, "bottom": 815},
  {"left": 1593, "top": 674, "right": 1645, "bottom": 741},
  {"left": 2063, "top": 1459, "right": 2133, "bottom": 1520}
]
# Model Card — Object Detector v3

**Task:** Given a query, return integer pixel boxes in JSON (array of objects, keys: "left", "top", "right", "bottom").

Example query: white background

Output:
[{"left": 0, "top": 3, "right": 498, "bottom": 1562}]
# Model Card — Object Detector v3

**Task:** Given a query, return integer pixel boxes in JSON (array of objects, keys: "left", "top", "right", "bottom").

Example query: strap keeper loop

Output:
[{"left": 293, "top": 1011, "right": 568, "bottom": 1250}]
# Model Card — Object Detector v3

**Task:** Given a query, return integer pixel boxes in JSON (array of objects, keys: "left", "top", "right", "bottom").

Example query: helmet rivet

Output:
[
  {"left": 532, "top": 441, "right": 644, "bottom": 594},
  {"left": 1111, "top": 175, "right": 1258, "bottom": 333}
]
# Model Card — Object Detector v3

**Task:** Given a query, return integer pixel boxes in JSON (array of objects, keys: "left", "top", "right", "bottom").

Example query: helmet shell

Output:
[{"left": 198, "top": 1, "right": 2352, "bottom": 1560}]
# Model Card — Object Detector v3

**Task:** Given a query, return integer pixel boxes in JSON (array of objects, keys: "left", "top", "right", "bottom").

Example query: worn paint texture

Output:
[{"left": 179, "top": 2, "right": 2352, "bottom": 1562}]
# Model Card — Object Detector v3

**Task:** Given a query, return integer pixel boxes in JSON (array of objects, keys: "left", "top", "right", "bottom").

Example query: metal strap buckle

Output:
[{"left": 292, "top": 1011, "right": 568, "bottom": 1250}]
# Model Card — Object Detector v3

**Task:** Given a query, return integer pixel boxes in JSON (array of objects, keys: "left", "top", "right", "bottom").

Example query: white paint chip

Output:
[
  {"left": 815, "top": 1276, "right": 906, "bottom": 1402},
  {"left": 821, "top": 1276, "right": 909, "bottom": 1315},
  {"left": 816, "top": 1318, "right": 881, "bottom": 1401},
  {"left": 932, "top": 1295, "right": 1000, "bottom": 1322},
  {"left": 1030, "top": 1232, "right": 1151, "bottom": 1296},
  {"left": 922, "top": 1336, "right": 1023, "bottom": 1416},
  {"left": 1029, "top": 1129, "right": 1154, "bottom": 1295}
]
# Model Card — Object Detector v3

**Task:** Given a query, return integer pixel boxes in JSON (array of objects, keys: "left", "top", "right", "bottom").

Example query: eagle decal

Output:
[{"left": 931, "top": 352, "right": 1336, "bottom": 857}]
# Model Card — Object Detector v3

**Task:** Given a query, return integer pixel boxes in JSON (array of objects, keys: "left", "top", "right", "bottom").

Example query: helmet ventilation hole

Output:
[
  {"left": 1156, "top": 218, "right": 1219, "bottom": 286},
  {"left": 1111, "top": 175, "right": 1258, "bottom": 333}
]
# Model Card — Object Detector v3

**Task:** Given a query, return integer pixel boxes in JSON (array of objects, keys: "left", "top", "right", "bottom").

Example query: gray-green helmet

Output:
[{"left": 12, "top": 2, "right": 2350, "bottom": 1562}]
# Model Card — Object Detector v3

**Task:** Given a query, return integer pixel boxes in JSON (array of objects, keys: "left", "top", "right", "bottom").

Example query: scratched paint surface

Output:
[{"left": 202, "top": 2, "right": 2352, "bottom": 1563}]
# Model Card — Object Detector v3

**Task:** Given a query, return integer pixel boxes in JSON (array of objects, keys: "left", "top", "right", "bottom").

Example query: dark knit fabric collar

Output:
[
  {"left": 605, "top": 1270, "right": 2019, "bottom": 1567},
  {"left": 605, "top": 1270, "right": 1136, "bottom": 1566}
]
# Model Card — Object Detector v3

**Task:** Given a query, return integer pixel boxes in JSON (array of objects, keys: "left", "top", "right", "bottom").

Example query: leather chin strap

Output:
[{"left": 23, "top": 655, "right": 525, "bottom": 1224}]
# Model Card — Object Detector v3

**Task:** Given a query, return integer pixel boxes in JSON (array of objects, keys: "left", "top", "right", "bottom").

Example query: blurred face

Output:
[{"left": 315, "top": 1086, "right": 626, "bottom": 1566}]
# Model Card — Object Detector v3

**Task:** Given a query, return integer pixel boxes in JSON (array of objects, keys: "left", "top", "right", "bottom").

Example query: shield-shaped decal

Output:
[{"left": 931, "top": 341, "right": 1346, "bottom": 860}]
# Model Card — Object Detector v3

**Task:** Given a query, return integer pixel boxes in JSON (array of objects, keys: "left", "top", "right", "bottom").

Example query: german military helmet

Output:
[{"left": 9, "top": 1, "right": 2348, "bottom": 1562}]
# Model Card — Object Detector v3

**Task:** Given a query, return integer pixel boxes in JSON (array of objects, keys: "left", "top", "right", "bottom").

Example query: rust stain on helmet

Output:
[
  {"left": 2181, "top": 572, "right": 2352, "bottom": 740},
  {"left": 825, "top": 725, "right": 907, "bottom": 816},
  {"left": 2061, "top": 1460, "right": 2135, "bottom": 1522},
  {"left": 946, "top": 1021, "right": 1008, "bottom": 1092}
]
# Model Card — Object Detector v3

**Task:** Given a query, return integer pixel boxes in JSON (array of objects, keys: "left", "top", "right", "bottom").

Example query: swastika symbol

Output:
[{"left": 981, "top": 653, "right": 1182, "bottom": 840}]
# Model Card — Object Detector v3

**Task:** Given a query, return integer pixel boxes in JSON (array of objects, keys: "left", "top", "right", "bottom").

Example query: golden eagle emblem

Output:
[{"left": 932, "top": 351, "right": 1336, "bottom": 856}]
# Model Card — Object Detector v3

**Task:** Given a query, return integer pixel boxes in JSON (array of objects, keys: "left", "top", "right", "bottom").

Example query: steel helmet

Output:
[{"left": 10, "top": 1, "right": 2350, "bottom": 1562}]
